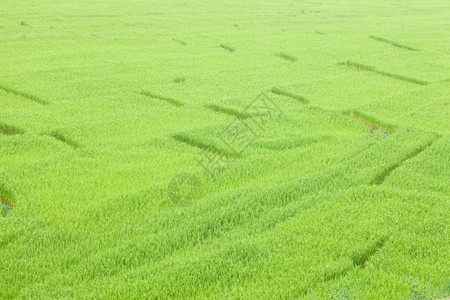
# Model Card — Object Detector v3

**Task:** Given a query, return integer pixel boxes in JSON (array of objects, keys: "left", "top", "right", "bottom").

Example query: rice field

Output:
[{"left": 1, "top": 0, "right": 449, "bottom": 298}]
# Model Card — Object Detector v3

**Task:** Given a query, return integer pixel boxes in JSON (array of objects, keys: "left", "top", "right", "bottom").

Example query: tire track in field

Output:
[
  {"left": 172, "top": 133, "right": 237, "bottom": 159},
  {"left": 345, "top": 110, "right": 396, "bottom": 134},
  {"left": 369, "top": 35, "right": 418, "bottom": 51},
  {"left": 0, "top": 84, "right": 49, "bottom": 105},
  {"left": 372, "top": 136, "right": 440, "bottom": 185},
  {"left": 205, "top": 104, "right": 251, "bottom": 119},
  {"left": 48, "top": 131, "right": 80, "bottom": 149},
  {"left": 220, "top": 44, "right": 235, "bottom": 53},
  {"left": 340, "top": 61, "right": 428, "bottom": 85},
  {"left": 0, "top": 122, "right": 24, "bottom": 136},
  {"left": 276, "top": 52, "right": 297, "bottom": 62},
  {"left": 270, "top": 87, "right": 309, "bottom": 104},
  {"left": 140, "top": 90, "right": 184, "bottom": 107},
  {"left": 0, "top": 186, "right": 14, "bottom": 217}
]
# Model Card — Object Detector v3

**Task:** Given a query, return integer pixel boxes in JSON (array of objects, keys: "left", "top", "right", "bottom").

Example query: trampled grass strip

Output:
[
  {"left": 173, "top": 77, "right": 186, "bottom": 83},
  {"left": 205, "top": 104, "right": 250, "bottom": 119},
  {"left": 352, "top": 237, "right": 387, "bottom": 268},
  {"left": 341, "top": 61, "right": 429, "bottom": 85},
  {"left": 0, "top": 84, "right": 48, "bottom": 105},
  {"left": 172, "top": 133, "right": 237, "bottom": 158},
  {"left": 369, "top": 35, "right": 418, "bottom": 51},
  {"left": 0, "top": 122, "right": 24, "bottom": 136},
  {"left": 276, "top": 52, "right": 297, "bottom": 62},
  {"left": 372, "top": 136, "right": 439, "bottom": 185},
  {"left": 172, "top": 38, "right": 187, "bottom": 46},
  {"left": 345, "top": 110, "right": 396, "bottom": 134},
  {"left": 140, "top": 90, "right": 184, "bottom": 107},
  {"left": 271, "top": 87, "right": 309, "bottom": 104},
  {"left": 0, "top": 186, "right": 14, "bottom": 217},
  {"left": 220, "top": 44, "right": 235, "bottom": 52},
  {"left": 49, "top": 131, "right": 80, "bottom": 149}
]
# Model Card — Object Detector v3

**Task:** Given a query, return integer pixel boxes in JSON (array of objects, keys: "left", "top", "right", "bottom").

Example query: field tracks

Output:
[
  {"left": 369, "top": 35, "right": 418, "bottom": 51},
  {"left": 352, "top": 237, "right": 388, "bottom": 268},
  {"left": 206, "top": 104, "right": 250, "bottom": 119},
  {"left": 172, "top": 133, "right": 236, "bottom": 158},
  {"left": 340, "top": 61, "right": 428, "bottom": 85},
  {"left": 0, "top": 185, "right": 14, "bottom": 217},
  {"left": 271, "top": 87, "right": 309, "bottom": 104},
  {"left": 140, "top": 90, "right": 184, "bottom": 107},
  {"left": 276, "top": 52, "right": 297, "bottom": 62},
  {"left": 0, "top": 122, "right": 24, "bottom": 136},
  {"left": 372, "top": 136, "right": 439, "bottom": 185},
  {"left": 49, "top": 131, "right": 80, "bottom": 149},
  {"left": 220, "top": 44, "right": 235, "bottom": 53},
  {"left": 172, "top": 38, "right": 187, "bottom": 46},
  {"left": 0, "top": 84, "right": 48, "bottom": 105},
  {"left": 345, "top": 110, "right": 395, "bottom": 134}
]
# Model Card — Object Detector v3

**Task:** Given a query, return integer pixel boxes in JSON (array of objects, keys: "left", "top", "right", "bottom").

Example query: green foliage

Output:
[{"left": 0, "top": 0, "right": 448, "bottom": 298}]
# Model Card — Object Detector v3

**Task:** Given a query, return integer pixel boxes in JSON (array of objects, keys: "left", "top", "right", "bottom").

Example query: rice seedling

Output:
[{"left": 1, "top": 0, "right": 448, "bottom": 298}]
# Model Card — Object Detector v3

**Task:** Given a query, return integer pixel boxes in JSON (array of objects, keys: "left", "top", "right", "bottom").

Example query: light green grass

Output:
[{"left": 0, "top": 0, "right": 449, "bottom": 298}]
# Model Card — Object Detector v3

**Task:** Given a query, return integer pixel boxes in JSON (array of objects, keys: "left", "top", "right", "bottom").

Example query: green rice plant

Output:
[
  {"left": 1, "top": 0, "right": 449, "bottom": 298},
  {"left": 140, "top": 90, "right": 184, "bottom": 107},
  {"left": 369, "top": 35, "right": 418, "bottom": 51}
]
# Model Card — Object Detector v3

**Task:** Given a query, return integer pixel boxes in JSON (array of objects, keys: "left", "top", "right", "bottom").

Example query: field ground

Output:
[{"left": 0, "top": 0, "right": 449, "bottom": 298}]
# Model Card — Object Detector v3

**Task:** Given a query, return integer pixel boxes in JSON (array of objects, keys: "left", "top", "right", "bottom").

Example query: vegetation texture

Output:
[{"left": 0, "top": 0, "right": 449, "bottom": 299}]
